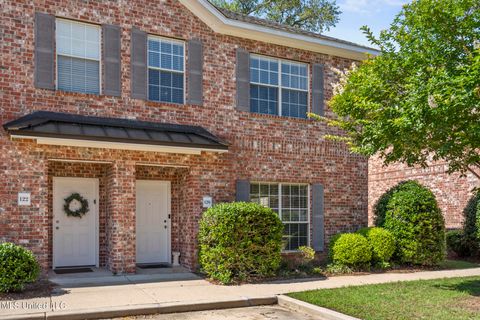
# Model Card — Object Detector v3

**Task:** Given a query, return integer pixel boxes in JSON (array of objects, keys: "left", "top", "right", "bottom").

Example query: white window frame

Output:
[
  {"left": 55, "top": 18, "right": 102, "bottom": 95},
  {"left": 250, "top": 182, "right": 310, "bottom": 252},
  {"left": 250, "top": 54, "right": 310, "bottom": 118},
  {"left": 147, "top": 35, "right": 186, "bottom": 105}
]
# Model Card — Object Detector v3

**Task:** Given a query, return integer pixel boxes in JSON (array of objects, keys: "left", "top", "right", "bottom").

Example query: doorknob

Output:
[
  {"left": 164, "top": 225, "right": 167, "bottom": 229},
  {"left": 56, "top": 226, "right": 59, "bottom": 230}
]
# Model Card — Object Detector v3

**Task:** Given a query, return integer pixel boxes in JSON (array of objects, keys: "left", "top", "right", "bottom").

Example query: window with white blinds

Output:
[
  {"left": 250, "top": 183, "right": 309, "bottom": 251},
  {"left": 56, "top": 19, "right": 101, "bottom": 94}
]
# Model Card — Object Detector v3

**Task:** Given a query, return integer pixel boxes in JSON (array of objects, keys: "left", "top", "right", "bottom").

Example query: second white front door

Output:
[{"left": 136, "top": 180, "right": 171, "bottom": 264}]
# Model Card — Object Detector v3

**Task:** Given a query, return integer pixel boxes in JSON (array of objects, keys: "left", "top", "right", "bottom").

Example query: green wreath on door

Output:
[{"left": 63, "top": 193, "right": 89, "bottom": 218}]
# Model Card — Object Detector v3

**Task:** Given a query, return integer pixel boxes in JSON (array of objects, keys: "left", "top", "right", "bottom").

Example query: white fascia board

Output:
[
  {"left": 11, "top": 135, "right": 228, "bottom": 155},
  {"left": 180, "top": 0, "right": 378, "bottom": 60}
]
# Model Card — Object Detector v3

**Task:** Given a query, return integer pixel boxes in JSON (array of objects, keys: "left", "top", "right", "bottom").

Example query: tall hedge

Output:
[
  {"left": 463, "top": 192, "right": 480, "bottom": 242},
  {"left": 457, "top": 192, "right": 480, "bottom": 256},
  {"left": 373, "top": 181, "right": 409, "bottom": 226},
  {"left": 198, "top": 202, "right": 283, "bottom": 284},
  {"left": 384, "top": 181, "right": 446, "bottom": 265}
]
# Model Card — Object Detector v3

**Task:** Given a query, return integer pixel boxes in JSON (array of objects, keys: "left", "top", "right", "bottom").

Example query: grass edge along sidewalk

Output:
[{"left": 288, "top": 276, "right": 480, "bottom": 320}]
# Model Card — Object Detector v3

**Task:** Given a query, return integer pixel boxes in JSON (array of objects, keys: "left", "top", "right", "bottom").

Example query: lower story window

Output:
[{"left": 250, "top": 182, "right": 309, "bottom": 250}]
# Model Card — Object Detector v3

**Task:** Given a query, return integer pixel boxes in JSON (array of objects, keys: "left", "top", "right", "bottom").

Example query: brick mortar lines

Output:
[{"left": 1, "top": 0, "right": 368, "bottom": 272}]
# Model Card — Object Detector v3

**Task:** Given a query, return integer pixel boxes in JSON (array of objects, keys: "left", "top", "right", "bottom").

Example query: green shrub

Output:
[
  {"left": 357, "top": 227, "right": 395, "bottom": 263},
  {"left": 198, "top": 202, "right": 283, "bottom": 284},
  {"left": 331, "top": 233, "right": 372, "bottom": 267},
  {"left": 463, "top": 193, "right": 480, "bottom": 239},
  {"left": 446, "top": 192, "right": 480, "bottom": 258},
  {"left": 356, "top": 227, "right": 371, "bottom": 237},
  {"left": 462, "top": 192, "right": 480, "bottom": 255},
  {"left": 325, "top": 263, "right": 353, "bottom": 274},
  {"left": 446, "top": 230, "right": 472, "bottom": 257},
  {"left": 384, "top": 181, "right": 446, "bottom": 265},
  {"left": 298, "top": 246, "right": 315, "bottom": 264},
  {"left": 0, "top": 243, "right": 40, "bottom": 293},
  {"left": 328, "top": 233, "right": 342, "bottom": 260},
  {"left": 373, "top": 181, "right": 409, "bottom": 227}
]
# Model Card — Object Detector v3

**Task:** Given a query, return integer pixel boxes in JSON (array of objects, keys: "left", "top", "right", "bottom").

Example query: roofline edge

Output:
[{"left": 180, "top": 0, "right": 379, "bottom": 60}]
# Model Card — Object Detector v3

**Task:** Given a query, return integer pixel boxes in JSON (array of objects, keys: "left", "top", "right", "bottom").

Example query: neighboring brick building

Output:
[
  {"left": 1, "top": 0, "right": 375, "bottom": 273},
  {"left": 369, "top": 156, "right": 479, "bottom": 229}
]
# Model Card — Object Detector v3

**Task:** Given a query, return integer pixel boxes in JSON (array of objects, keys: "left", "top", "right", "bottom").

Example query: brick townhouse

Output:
[
  {"left": 0, "top": 0, "right": 376, "bottom": 273},
  {"left": 369, "top": 157, "right": 479, "bottom": 229}
]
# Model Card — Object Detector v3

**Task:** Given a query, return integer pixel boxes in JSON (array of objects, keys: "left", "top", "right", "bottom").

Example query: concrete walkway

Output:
[
  {"left": 134, "top": 305, "right": 318, "bottom": 320},
  {"left": 2, "top": 268, "right": 480, "bottom": 320}
]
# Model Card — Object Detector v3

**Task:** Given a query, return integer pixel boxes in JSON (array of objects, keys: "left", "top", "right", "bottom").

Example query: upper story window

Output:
[
  {"left": 250, "top": 55, "right": 309, "bottom": 119},
  {"left": 148, "top": 36, "right": 185, "bottom": 104},
  {"left": 250, "top": 183, "right": 309, "bottom": 251},
  {"left": 56, "top": 19, "right": 101, "bottom": 94}
]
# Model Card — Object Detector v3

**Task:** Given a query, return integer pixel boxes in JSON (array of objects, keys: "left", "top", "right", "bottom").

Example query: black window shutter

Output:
[
  {"left": 312, "top": 183, "right": 325, "bottom": 251},
  {"left": 130, "top": 27, "right": 147, "bottom": 99},
  {"left": 34, "top": 12, "right": 55, "bottom": 90},
  {"left": 236, "top": 48, "right": 250, "bottom": 112},
  {"left": 103, "top": 24, "right": 121, "bottom": 96},
  {"left": 312, "top": 63, "right": 325, "bottom": 117},
  {"left": 187, "top": 39, "right": 203, "bottom": 105},
  {"left": 236, "top": 180, "right": 250, "bottom": 202}
]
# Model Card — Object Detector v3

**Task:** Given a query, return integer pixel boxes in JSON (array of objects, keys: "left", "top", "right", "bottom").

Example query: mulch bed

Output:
[
  {"left": 202, "top": 257, "right": 480, "bottom": 285},
  {"left": 0, "top": 277, "right": 55, "bottom": 300}
]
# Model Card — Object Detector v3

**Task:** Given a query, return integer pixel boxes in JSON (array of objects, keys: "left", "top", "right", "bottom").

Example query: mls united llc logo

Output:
[{"left": 0, "top": 301, "right": 66, "bottom": 310}]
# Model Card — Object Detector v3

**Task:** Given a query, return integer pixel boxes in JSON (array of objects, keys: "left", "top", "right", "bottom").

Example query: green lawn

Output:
[{"left": 288, "top": 276, "right": 480, "bottom": 320}]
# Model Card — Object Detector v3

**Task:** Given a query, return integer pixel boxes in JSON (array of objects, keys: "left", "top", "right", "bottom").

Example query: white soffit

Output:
[{"left": 179, "top": 0, "right": 378, "bottom": 60}]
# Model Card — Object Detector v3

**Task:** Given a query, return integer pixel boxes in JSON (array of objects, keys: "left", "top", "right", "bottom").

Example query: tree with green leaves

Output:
[
  {"left": 310, "top": 0, "right": 480, "bottom": 176},
  {"left": 211, "top": 0, "right": 340, "bottom": 33}
]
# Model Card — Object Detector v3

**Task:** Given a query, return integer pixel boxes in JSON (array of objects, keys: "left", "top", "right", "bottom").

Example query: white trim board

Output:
[
  {"left": 179, "top": 0, "right": 378, "bottom": 60},
  {"left": 11, "top": 135, "right": 228, "bottom": 155}
]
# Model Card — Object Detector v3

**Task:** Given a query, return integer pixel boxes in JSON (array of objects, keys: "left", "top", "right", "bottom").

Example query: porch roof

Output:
[{"left": 3, "top": 111, "right": 229, "bottom": 154}]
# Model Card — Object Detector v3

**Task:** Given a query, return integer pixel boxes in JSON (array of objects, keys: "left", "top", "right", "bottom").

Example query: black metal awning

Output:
[{"left": 3, "top": 111, "right": 229, "bottom": 153}]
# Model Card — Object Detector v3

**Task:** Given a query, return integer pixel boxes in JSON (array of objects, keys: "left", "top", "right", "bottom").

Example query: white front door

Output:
[
  {"left": 136, "top": 180, "right": 171, "bottom": 264},
  {"left": 53, "top": 177, "right": 98, "bottom": 268}
]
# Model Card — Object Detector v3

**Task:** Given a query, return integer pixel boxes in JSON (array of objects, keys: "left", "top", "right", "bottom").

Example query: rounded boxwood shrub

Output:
[
  {"left": 357, "top": 227, "right": 395, "bottom": 263},
  {"left": 373, "top": 181, "right": 409, "bottom": 227},
  {"left": 384, "top": 181, "right": 446, "bottom": 265},
  {"left": 328, "top": 233, "right": 343, "bottom": 260},
  {"left": 331, "top": 233, "right": 372, "bottom": 267},
  {"left": 0, "top": 242, "right": 40, "bottom": 293},
  {"left": 198, "top": 202, "right": 283, "bottom": 284}
]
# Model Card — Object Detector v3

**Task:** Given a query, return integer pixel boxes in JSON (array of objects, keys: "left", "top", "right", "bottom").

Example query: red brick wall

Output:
[
  {"left": 0, "top": 0, "right": 368, "bottom": 271},
  {"left": 369, "top": 156, "right": 479, "bottom": 229}
]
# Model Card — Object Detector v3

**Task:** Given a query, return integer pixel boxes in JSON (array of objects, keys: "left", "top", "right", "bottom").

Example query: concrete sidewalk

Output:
[{"left": 2, "top": 268, "right": 480, "bottom": 320}]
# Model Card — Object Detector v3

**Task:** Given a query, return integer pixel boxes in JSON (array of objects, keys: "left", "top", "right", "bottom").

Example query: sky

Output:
[{"left": 324, "top": 0, "right": 409, "bottom": 47}]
